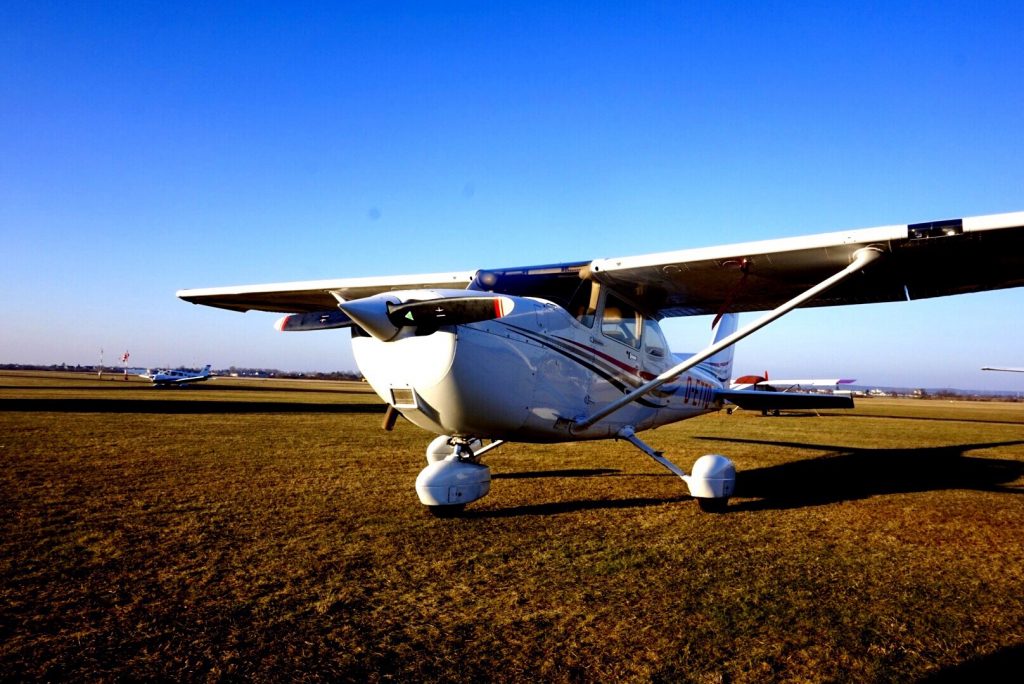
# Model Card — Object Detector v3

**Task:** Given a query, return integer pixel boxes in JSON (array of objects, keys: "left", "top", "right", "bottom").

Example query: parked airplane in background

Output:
[
  {"left": 179, "top": 211, "right": 1024, "bottom": 514},
  {"left": 982, "top": 367, "right": 1024, "bottom": 373},
  {"left": 141, "top": 365, "right": 213, "bottom": 387},
  {"left": 731, "top": 372, "right": 856, "bottom": 392},
  {"left": 729, "top": 372, "right": 856, "bottom": 416}
]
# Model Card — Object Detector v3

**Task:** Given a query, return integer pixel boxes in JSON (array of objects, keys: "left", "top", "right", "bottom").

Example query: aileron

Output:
[{"left": 177, "top": 271, "right": 475, "bottom": 314}]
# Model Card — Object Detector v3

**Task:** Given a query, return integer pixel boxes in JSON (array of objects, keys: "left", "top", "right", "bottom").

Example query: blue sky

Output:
[{"left": 3, "top": 2, "right": 1023, "bottom": 390}]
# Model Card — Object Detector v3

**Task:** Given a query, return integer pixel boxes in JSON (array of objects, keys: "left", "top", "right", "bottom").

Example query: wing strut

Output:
[{"left": 572, "top": 247, "right": 883, "bottom": 431}]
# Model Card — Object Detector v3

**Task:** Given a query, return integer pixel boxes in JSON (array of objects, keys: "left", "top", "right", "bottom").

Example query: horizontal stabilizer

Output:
[{"left": 715, "top": 389, "right": 854, "bottom": 411}]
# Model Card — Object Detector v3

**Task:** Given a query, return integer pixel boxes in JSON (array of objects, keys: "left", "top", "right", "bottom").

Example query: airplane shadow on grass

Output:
[
  {"left": 0, "top": 398, "right": 387, "bottom": 414},
  {"left": 696, "top": 436, "right": 1024, "bottom": 512},
  {"left": 465, "top": 495, "right": 692, "bottom": 519},
  {"left": 920, "top": 643, "right": 1024, "bottom": 683},
  {"left": 492, "top": 468, "right": 621, "bottom": 480},
  {"left": 468, "top": 439, "right": 1023, "bottom": 517},
  {"left": 468, "top": 469, "right": 688, "bottom": 518}
]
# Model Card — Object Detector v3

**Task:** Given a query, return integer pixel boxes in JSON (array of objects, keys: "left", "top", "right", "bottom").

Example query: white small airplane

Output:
[
  {"left": 729, "top": 372, "right": 856, "bottom": 416},
  {"left": 731, "top": 372, "right": 856, "bottom": 392},
  {"left": 178, "top": 211, "right": 1024, "bottom": 514},
  {"left": 981, "top": 367, "right": 1024, "bottom": 373},
  {"left": 140, "top": 364, "right": 213, "bottom": 387}
]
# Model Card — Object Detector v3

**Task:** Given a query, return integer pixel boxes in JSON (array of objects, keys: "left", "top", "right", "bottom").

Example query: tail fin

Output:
[{"left": 704, "top": 314, "right": 739, "bottom": 384}]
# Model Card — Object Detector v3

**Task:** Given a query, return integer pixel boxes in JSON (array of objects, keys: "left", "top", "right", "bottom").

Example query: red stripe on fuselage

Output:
[{"left": 558, "top": 337, "right": 657, "bottom": 381}]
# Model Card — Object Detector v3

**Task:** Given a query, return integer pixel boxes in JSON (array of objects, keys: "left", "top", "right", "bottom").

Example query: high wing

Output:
[
  {"left": 588, "top": 211, "right": 1024, "bottom": 317},
  {"left": 178, "top": 211, "right": 1024, "bottom": 318},
  {"left": 731, "top": 377, "right": 855, "bottom": 391},
  {"left": 715, "top": 388, "right": 854, "bottom": 411},
  {"left": 178, "top": 272, "right": 475, "bottom": 313}
]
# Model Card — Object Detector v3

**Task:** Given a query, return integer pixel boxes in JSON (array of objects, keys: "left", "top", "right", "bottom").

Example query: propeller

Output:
[{"left": 338, "top": 294, "right": 515, "bottom": 341}]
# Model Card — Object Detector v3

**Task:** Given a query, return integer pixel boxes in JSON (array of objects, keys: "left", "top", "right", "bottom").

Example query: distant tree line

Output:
[
  {"left": 224, "top": 366, "right": 363, "bottom": 381},
  {"left": 0, "top": 363, "right": 363, "bottom": 381}
]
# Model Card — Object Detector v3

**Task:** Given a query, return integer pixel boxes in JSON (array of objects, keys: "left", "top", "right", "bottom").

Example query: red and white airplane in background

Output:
[
  {"left": 729, "top": 372, "right": 856, "bottom": 416},
  {"left": 731, "top": 372, "right": 856, "bottom": 392},
  {"left": 179, "top": 211, "right": 1024, "bottom": 514}
]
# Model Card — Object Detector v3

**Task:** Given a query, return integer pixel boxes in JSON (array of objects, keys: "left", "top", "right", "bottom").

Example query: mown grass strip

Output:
[{"left": 1, "top": 372, "right": 1022, "bottom": 681}]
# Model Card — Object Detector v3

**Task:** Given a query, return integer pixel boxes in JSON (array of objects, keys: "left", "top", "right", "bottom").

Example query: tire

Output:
[
  {"left": 426, "top": 504, "right": 467, "bottom": 518},
  {"left": 697, "top": 497, "right": 728, "bottom": 513}
]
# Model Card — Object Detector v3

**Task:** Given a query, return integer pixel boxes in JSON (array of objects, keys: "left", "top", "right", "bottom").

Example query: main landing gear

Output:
[
  {"left": 415, "top": 436, "right": 504, "bottom": 517},
  {"left": 414, "top": 430, "right": 734, "bottom": 515},
  {"left": 617, "top": 427, "right": 736, "bottom": 512}
]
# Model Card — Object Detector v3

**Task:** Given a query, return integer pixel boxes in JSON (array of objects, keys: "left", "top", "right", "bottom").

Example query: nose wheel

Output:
[
  {"left": 427, "top": 502, "right": 467, "bottom": 517},
  {"left": 696, "top": 497, "right": 729, "bottom": 513},
  {"left": 416, "top": 438, "right": 506, "bottom": 514}
]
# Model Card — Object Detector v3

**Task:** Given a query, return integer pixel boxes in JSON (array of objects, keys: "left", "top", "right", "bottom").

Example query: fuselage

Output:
[{"left": 352, "top": 290, "right": 726, "bottom": 442}]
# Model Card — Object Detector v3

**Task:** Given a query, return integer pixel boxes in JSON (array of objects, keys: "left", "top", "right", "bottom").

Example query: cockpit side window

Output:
[
  {"left": 601, "top": 292, "right": 642, "bottom": 348},
  {"left": 642, "top": 318, "right": 668, "bottom": 358},
  {"left": 568, "top": 280, "right": 600, "bottom": 328}
]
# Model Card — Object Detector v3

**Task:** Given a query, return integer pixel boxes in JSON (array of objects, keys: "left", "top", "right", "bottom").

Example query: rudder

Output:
[{"left": 704, "top": 314, "right": 739, "bottom": 384}]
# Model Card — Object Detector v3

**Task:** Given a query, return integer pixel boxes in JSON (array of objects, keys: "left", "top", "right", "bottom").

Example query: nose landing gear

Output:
[{"left": 416, "top": 437, "right": 505, "bottom": 515}]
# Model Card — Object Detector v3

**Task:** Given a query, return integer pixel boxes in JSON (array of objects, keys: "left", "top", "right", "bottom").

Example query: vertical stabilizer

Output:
[{"left": 703, "top": 314, "right": 739, "bottom": 384}]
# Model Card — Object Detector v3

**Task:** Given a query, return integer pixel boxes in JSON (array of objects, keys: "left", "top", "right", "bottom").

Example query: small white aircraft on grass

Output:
[
  {"left": 731, "top": 373, "right": 856, "bottom": 392},
  {"left": 730, "top": 372, "right": 856, "bottom": 415},
  {"left": 141, "top": 365, "right": 213, "bottom": 387},
  {"left": 179, "top": 211, "right": 1024, "bottom": 514}
]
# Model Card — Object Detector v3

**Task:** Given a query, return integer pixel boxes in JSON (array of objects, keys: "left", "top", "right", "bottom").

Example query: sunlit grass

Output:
[{"left": 2, "top": 371, "right": 1022, "bottom": 681}]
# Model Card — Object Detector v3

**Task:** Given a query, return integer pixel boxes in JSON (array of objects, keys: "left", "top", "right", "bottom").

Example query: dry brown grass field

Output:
[{"left": 2, "top": 370, "right": 1022, "bottom": 682}]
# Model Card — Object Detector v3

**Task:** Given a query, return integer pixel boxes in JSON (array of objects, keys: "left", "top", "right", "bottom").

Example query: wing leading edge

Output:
[
  {"left": 715, "top": 389, "right": 855, "bottom": 411},
  {"left": 589, "top": 211, "right": 1024, "bottom": 317},
  {"left": 177, "top": 211, "right": 1024, "bottom": 318},
  {"left": 177, "top": 271, "right": 475, "bottom": 313}
]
